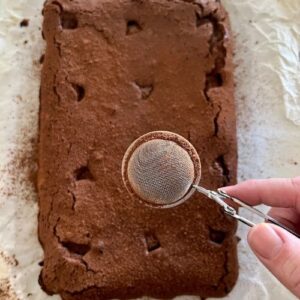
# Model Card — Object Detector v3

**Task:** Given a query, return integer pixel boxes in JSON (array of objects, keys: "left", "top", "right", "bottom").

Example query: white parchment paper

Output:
[{"left": 0, "top": 0, "right": 300, "bottom": 299}]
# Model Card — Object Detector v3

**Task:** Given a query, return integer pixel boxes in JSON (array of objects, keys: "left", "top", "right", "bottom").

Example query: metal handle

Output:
[
  {"left": 193, "top": 185, "right": 300, "bottom": 238},
  {"left": 223, "top": 205, "right": 255, "bottom": 227},
  {"left": 193, "top": 186, "right": 256, "bottom": 227},
  {"left": 218, "top": 190, "right": 300, "bottom": 238}
]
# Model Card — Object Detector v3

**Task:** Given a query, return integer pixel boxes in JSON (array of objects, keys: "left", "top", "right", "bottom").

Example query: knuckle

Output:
[{"left": 290, "top": 177, "right": 300, "bottom": 210}]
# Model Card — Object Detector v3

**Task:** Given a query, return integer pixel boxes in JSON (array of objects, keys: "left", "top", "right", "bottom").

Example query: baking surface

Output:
[{"left": 0, "top": 0, "right": 299, "bottom": 299}]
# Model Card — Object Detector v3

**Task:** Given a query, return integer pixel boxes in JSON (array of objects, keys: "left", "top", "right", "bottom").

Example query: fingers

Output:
[
  {"left": 222, "top": 177, "right": 300, "bottom": 212},
  {"left": 248, "top": 223, "right": 300, "bottom": 297}
]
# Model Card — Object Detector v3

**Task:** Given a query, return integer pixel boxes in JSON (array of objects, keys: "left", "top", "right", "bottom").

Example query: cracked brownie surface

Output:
[{"left": 38, "top": 0, "right": 238, "bottom": 298}]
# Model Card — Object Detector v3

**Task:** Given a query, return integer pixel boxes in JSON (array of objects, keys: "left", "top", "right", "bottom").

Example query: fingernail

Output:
[
  {"left": 219, "top": 185, "right": 235, "bottom": 193},
  {"left": 248, "top": 224, "right": 283, "bottom": 260}
]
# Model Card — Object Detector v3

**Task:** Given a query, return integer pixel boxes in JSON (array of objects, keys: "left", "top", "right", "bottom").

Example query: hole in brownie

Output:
[
  {"left": 72, "top": 84, "right": 85, "bottom": 102},
  {"left": 62, "top": 241, "right": 90, "bottom": 256},
  {"left": 144, "top": 232, "right": 161, "bottom": 252},
  {"left": 75, "top": 166, "right": 94, "bottom": 181},
  {"left": 60, "top": 11, "right": 78, "bottom": 29},
  {"left": 134, "top": 82, "right": 153, "bottom": 100},
  {"left": 20, "top": 19, "right": 29, "bottom": 27},
  {"left": 213, "top": 107, "right": 221, "bottom": 136},
  {"left": 215, "top": 155, "right": 230, "bottom": 185},
  {"left": 206, "top": 72, "right": 223, "bottom": 90},
  {"left": 140, "top": 85, "right": 153, "bottom": 100},
  {"left": 196, "top": 14, "right": 210, "bottom": 27},
  {"left": 68, "top": 190, "right": 76, "bottom": 210},
  {"left": 209, "top": 228, "right": 227, "bottom": 244},
  {"left": 214, "top": 73, "right": 223, "bottom": 86},
  {"left": 38, "top": 261, "right": 44, "bottom": 266},
  {"left": 39, "top": 54, "right": 45, "bottom": 64},
  {"left": 126, "top": 20, "right": 142, "bottom": 35},
  {"left": 95, "top": 241, "right": 104, "bottom": 254}
]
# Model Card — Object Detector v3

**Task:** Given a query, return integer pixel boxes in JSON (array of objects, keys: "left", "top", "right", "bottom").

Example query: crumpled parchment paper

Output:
[{"left": 0, "top": 0, "right": 300, "bottom": 299}]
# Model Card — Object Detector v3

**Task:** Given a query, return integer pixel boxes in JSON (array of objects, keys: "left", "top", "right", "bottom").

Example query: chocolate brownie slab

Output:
[{"left": 38, "top": 0, "right": 238, "bottom": 298}]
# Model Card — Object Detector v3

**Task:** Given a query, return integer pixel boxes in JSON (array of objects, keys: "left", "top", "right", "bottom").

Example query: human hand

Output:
[{"left": 222, "top": 177, "right": 300, "bottom": 297}]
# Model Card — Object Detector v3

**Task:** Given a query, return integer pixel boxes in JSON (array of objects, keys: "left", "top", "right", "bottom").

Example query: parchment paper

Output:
[{"left": 0, "top": 0, "right": 300, "bottom": 299}]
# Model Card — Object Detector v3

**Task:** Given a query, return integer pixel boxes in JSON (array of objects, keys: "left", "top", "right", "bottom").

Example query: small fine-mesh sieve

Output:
[{"left": 122, "top": 131, "right": 201, "bottom": 208}]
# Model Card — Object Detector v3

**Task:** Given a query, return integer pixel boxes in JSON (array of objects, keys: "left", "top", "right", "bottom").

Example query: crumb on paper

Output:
[{"left": 20, "top": 19, "right": 29, "bottom": 27}]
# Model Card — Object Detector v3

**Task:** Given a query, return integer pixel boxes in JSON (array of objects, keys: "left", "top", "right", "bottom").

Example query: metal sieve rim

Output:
[{"left": 121, "top": 131, "right": 201, "bottom": 208}]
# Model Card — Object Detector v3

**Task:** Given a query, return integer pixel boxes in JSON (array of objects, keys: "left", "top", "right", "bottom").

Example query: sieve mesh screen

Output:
[{"left": 127, "top": 139, "right": 195, "bottom": 206}]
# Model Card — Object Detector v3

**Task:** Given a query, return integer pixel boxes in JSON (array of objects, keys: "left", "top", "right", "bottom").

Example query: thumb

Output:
[{"left": 248, "top": 223, "right": 300, "bottom": 297}]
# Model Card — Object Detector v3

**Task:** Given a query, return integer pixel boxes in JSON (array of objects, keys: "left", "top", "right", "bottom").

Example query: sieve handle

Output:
[
  {"left": 222, "top": 205, "right": 255, "bottom": 227},
  {"left": 193, "top": 186, "right": 252, "bottom": 226},
  {"left": 194, "top": 185, "right": 300, "bottom": 238},
  {"left": 218, "top": 190, "right": 300, "bottom": 238}
]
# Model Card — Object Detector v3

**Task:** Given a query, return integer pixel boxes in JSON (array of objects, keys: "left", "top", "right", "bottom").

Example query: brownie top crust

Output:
[{"left": 38, "top": 0, "right": 238, "bottom": 299}]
